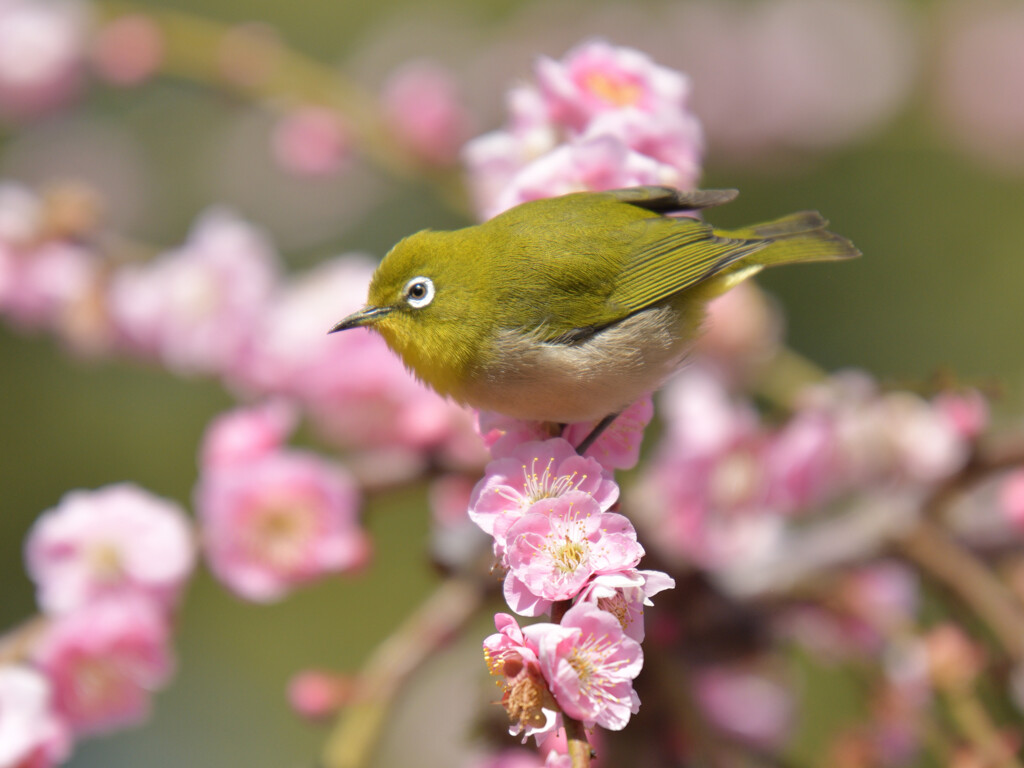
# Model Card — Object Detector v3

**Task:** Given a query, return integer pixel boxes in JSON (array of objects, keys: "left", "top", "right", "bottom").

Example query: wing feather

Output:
[{"left": 606, "top": 217, "right": 768, "bottom": 312}]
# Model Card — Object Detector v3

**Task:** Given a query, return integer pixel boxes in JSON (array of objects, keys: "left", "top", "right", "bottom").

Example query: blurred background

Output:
[{"left": 2, "top": 0, "right": 1024, "bottom": 765}]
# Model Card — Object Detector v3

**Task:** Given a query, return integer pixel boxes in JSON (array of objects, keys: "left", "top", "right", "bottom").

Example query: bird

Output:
[{"left": 330, "top": 186, "right": 858, "bottom": 445}]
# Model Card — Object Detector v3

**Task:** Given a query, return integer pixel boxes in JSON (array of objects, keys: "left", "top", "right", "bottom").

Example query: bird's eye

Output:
[{"left": 403, "top": 276, "right": 435, "bottom": 309}]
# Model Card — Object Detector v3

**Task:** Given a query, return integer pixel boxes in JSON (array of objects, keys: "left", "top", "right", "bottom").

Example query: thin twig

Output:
[
  {"left": 321, "top": 576, "right": 484, "bottom": 768},
  {"left": 898, "top": 520, "right": 1024, "bottom": 663}
]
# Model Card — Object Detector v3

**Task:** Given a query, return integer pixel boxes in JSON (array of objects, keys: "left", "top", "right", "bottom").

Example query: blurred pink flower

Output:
[
  {"left": 538, "top": 602, "right": 642, "bottom": 731},
  {"left": 108, "top": 208, "right": 280, "bottom": 377},
  {"left": 933, "top": 388, "right": 989, "bottom": 440},
  {"left": 478, "top": 398, "right": 651, "bottom": 471},
  {"left": 271, "top": 107, "right": 351, "bottom": 177},
  {"left": 935, "top": 1, "right": 1024, "bottom": 173},
  {"left": 463, "top": 40, "right": 703, "bottom": 220},
  {"left": 196, "top": 421, "right": 368, "bottom": 601},
  {"left": 428, "top": 472, "right": 488, "bottom": 571},
  {"left": 240, "top": 255, "right": 481, "bottom": 463},
  {"left": 0, "top": 181, "right": 43, "bottom": 245},
  {"left": 562, "top": 396, "right": 653, "bottom": 471},
  {"left": 505, "top": 492, "right": 643, "bottom": 606},
  {"left": 575, "top": 568, "right": 674, "bottom": 642},
  {"left": 25, "top": 483, "right": 196, "bottom": 615},
  {"left": 535, "top": 39, "right": 690, "bottom": 130},
  {"left": 200, "top": 399, "right": 296, "bottom": 470},
  {"left": 0, "top": 665, "right": 70, "bottom": 768},
  {"left": 633, "top": 368, "right": 781, "bottom": 567},
  {"left": 841, "top": 561, "right": 919, "bottom": 633},
  {"left": 90, "top": 13, "right": 163, "bottom": 86},
  {"left": 1000, "top": 470, "right": 1024, "bottom": 530},
  {"left": 0, "top": 0, "right": 87, "bottom": 118},
  {"left": 671, "top": 0, "right": 916, "bottom": 161},
  {"left": 468, "top": 437, "right": 618, "bottom": 558},
  {"left": 694, "top": 665, "right": 793, "bottom": 748},
  {"left": 0, "top": 239, "right": 96, "bottom": 330},
  {"left": 381, "top": 59, "right": 473, "bottom": 166},
  {"left": 488, "top": 134, "right": 686, "bottom": 220},
  {"left": 696, "top": 281, "right": 783, "bottom": 382},
  {"left": 286, "top": 669, "right": 352, "bottom": 721},
  {"left": 32, "top": 597, "right": 174, "bottom": 736},
  {"left": 798, "top": 373, "right": 969, "bottom": 487},
  {"left": 766, "top": 408, "right": 839, "bottom": 511}
]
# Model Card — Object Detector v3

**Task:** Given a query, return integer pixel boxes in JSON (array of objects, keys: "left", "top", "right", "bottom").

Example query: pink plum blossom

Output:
[
  {"left": 561, "top": 396, "right": 653, "bottom": 471},
  {"left": 199, "top": 399, "right": 296, "bottom": 470},
  {"left": 488, "top": 134, "right": 687, "bottom": 220},
  {"left": 504, "top": 492, "right": 643, "bottom": 606},
  {"left": 32, "top": 597, "right": 174, "bottom": 736},
  {"left": 271, "top": 107, "right": 351, "bottom": 177},
  {"left": 196, "top": 424, "right": 368, "bottom": 602},
  {"left": 483, "top": 613, "right": 559, "bottom": 740},
  {"left": 107, "top": 208, "right": 280, "bottom": 377},
  {"left": 478, "top": 399, "right": 651, "bottom": 471},
  {"left": 538, "top": 602, "right": 642, "bottom": 731},
  {"left": 575, "top": 568, "right": 675, "bottom": 642},
  {"left": 0, "top": 0, "right": 87, "bottom": 118},
  {"left": 381, "top": 60, "right": 473, "bottom": 166},
  {"left": 90, "top": 13, "right": 164, "bottom": 86},
  {"left": 0, "top": 239, "right": 96, "bottom": 331},
  {"left": 694, "top": 665, "right": 793, "bottom": 748},
  {"left": 240, "top": 255, "right": 481, "bottom": 464},
  {"left": 535, "top": 40, "right": 690, "bottom": 130},
  {"left": 0, "top": 665, "right": 70, "bottom": 768},
  {"left": 933, "top": 388, "right": 989, "bottom": 440},
  {"left": 463, "top": 41, "right": 703, "bottom": 220},
  {"left": 632, "top": 368, "right": 779, "bottom": 567},
  {"left": 697, "top": 281, "right": 783, "bottom": 382},
  {"left": 468, "top": 438, "right": 618, "bottom": 557},
  {"left": 25, "top": 483, "right": 196, "bottom": 615},
  {"left": 286, "top": 670, "right": 352, "bottom": 721},
  {"left": 1000, "top": 470, "right": 1024, "bottom": 530}
]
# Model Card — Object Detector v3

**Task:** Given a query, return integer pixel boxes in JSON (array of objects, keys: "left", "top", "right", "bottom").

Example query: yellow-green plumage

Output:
[{"left": 332, "top": 187, "right": 859, "bottom": 423}]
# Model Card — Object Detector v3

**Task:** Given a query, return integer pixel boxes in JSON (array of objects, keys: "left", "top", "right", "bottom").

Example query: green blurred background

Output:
[{"left": 2, "top": 0, "right": 1023, "bottom": 765}]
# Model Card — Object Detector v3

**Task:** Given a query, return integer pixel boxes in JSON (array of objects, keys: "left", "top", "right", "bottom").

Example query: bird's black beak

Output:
[{"left": 328, "top": 305, "right": 393, "bottom": 334}]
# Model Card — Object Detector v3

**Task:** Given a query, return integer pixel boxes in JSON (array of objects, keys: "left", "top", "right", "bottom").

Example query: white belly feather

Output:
[{"left": 459, "top": 305, "right": 698, "bottom": 423}]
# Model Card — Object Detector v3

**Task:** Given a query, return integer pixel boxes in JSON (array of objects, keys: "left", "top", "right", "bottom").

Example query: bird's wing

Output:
[
  {"left": 605, "top": 186, "right": 739, "bottom": 213},
  {"left": 604, "top": 216, "right": 768, "bottom": 314}
]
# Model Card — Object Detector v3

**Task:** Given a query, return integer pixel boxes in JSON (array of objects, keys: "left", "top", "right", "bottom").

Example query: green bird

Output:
[{"left": 331, "top": 187, "right": 858, "bottom": 437}]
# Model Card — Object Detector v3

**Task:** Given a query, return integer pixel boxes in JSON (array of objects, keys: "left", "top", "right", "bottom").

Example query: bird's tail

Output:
[{"left": 719, "top": 211, "right": 861, "bottom": 267}]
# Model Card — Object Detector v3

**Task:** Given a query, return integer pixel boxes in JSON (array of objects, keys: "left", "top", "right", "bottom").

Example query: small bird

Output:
[{"left": 330, "top": 186, "right": 858, "bottom": 434}]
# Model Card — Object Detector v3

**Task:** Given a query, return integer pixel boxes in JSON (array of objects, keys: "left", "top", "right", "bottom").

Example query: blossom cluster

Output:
[
  {"left": 633, "top": 366, "right": 982, "bottom": 571},
  {"left": 0, "top": 182, "right": 481, "bottom": 472},
  {"left": 472, "top": 426, "right": 674, "bottom": 743},
  {"left": 7, "top": 484, "right": 197, "bottom": 766},
  {"left": 194, "top": 401, "right": 370, "bottom": 602},
  {"left": 463, "top": 40, "right": 703, "bottom": 220}
]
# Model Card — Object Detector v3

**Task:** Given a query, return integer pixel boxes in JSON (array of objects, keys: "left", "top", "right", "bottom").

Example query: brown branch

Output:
[
  {"left": 897, "top": 520, "right": 1024, "bottom": 663},
  {"left": 550, "top": 599, "right": 593, "bottom": 768},
  {"left": 321, "top": 576, "right": 485, "bottom": 768}
]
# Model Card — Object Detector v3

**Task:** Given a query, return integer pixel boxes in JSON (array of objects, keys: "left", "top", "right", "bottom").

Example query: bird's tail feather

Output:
[{"left": 718, "top": 212, "right": 861, "bottom": 268}]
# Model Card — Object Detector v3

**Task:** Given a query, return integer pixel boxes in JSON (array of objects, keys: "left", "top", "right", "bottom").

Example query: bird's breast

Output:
[{"left": 456, "top": 303, "right": 701, "bottom": 423}]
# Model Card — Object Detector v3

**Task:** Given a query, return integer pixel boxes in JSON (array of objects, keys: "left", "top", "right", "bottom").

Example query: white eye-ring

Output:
[{"left": 403, "top": 276, "right": 435, "bottom": 309}]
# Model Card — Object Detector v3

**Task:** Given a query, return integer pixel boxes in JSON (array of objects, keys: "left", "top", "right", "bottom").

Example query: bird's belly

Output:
[{"left": 458, "top": 305, "right": 697, "bottom": 423}]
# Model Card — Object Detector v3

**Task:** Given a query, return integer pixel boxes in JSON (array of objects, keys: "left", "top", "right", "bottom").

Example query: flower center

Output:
[
  {"left": 247, "top": 500, "right": 316, "bottom": 569},
  {"left": 87, "top": 542, "right": 124, "bottom": 582},
  {"left": 582, "top": 71, "right": 644, "bottom": 107},
  {"left": 551, "top": 535, "right": 588, "bottom": 574},
  {"left": 520, "top": 457, "right": 584, "bottom": 505}
]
